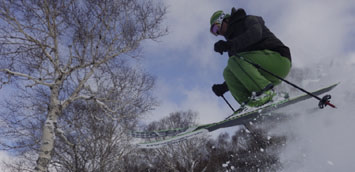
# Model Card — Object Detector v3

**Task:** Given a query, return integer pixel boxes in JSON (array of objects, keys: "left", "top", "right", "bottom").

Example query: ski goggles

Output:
[
  {"left": 210, "top": 23, "right": 221, "bottom": 36},
  {"left": 210, "top": 12, "right": 226, "bottom": 36}
]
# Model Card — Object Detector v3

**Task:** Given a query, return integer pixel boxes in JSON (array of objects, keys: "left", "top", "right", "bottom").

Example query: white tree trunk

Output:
[{"left": 35, "top": 88, "right": 60, "bottom": 172}]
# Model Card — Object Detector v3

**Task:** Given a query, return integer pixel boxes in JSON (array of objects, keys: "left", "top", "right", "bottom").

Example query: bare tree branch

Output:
[
  {"left": 0, "top": 0, "right": 166, "bottom": 171},
  {"left": 1, "top": 69, "right": 53, "bottom": 87}
]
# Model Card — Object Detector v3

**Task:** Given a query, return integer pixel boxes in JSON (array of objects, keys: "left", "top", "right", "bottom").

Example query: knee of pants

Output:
[
  {"left": 223, "top": 67, "right": 231, "bottom": 79},
  {"left": 227, "top": 56, "right": 241, "bottom": 68}
]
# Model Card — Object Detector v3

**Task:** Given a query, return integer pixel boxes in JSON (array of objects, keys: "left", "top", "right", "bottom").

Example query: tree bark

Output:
[{"left": 35, "top": 86, "right": 60, "bottom": 172}]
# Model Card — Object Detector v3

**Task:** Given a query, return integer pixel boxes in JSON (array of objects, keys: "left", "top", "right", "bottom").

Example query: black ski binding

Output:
[{"left": 318, "top": 94, "right": 331, "bottom": 109}]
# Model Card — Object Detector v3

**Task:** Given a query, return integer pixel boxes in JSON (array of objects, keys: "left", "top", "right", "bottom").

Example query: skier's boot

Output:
[
  {"left": 247, "top": 84, "right": 276, "bottom": 107},
  {"left": 247, "top": 90, "right": 276, "bottom": 107}
]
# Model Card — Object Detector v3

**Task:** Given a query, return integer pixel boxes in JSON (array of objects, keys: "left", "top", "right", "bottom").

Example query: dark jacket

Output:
[{"left": 224, "top": 8, "right": 291, "bottom": 61}]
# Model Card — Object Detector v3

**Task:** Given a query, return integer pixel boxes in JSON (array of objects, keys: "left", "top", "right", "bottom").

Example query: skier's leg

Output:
[
  {"left": 223, "top": 67, "right": 250, "bottom": 104},
  {"left": 241, "top": 50, "right": 291, "bottom": 85},
  {"left": 227, "top": 54, "right": 271, "bottom": 93},
  {"left": 226, "top": 50, "right": 291, "bottom": 107},
  {"left": 229, "top": 50, "right": 291, "bottom": 92}
]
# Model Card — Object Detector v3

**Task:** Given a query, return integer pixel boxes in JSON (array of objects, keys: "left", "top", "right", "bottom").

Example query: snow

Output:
[
  {"left": 271, "top": 76, "right": 355, "bottom": 171},
  {"left": 222, "top": 161, "right": 235, "bottom": 171},
  {"left": 245, "top": 129, "right": 251, "bottom": 134},
  {"left": 222, "top": 161, "right": 229, "bottom": 167},
  {"left": 327, "top": 161, "right": 334, "bottom": 166}
]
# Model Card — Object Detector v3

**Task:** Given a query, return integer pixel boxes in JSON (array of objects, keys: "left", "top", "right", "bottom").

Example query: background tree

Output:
[
  {"left": 126, "top": 111, "right": 287, "bottom": 171},
  {"left": 128, "top": 111, "right": 210, "bottom": 172},
  {"left": 50, "top": 63, "right": 155, "bottom": 172},
  {"left": 0, "top": 0, "right": 166, "bottom": 171},
  {"left": 203, "top": 121, "right": 287, "bottom": 171}
]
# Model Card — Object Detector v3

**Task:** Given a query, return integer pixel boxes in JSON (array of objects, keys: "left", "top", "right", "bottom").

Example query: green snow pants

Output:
[{"left": 223, "top": 50, "right": 291, "bottom": 104}]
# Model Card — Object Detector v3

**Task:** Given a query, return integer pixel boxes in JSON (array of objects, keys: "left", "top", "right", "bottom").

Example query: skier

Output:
[{"left": 210, "top": 8, "right": 292, "bottom": 108}]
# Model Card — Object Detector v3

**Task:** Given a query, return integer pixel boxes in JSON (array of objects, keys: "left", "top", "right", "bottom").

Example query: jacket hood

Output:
[{"left": 229, "top": 8, "right": 247, "bottom": 24}]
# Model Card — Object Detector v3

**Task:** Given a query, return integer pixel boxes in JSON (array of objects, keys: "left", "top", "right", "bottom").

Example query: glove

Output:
[
  {"left": 214, "top": 40, "right": 232, "bottom": 55},
  {"left": 212, "top": 82, "right": 229, "bottom": 97}
]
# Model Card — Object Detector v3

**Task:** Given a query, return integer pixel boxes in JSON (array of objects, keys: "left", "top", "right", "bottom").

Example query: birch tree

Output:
[
  {"left": 46, "top": 63, "right": 155, "bottom": 172},
  {"left": 0, "top": 0, "right": 166, "bottom": 171}
]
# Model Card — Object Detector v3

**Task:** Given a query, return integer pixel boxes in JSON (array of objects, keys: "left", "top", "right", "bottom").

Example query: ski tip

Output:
[{"left": 137, "top": 129, "right": 209, "bottom": 149}]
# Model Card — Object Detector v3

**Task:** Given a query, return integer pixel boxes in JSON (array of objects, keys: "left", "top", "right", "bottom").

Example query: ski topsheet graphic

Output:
[{"left": 134, "top": 83, "right": 338, "bottom": 148}]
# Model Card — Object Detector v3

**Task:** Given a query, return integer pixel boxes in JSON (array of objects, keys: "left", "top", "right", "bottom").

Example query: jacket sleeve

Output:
[{"left": 228, "top": 16, "right": 264, "bottom": 54}]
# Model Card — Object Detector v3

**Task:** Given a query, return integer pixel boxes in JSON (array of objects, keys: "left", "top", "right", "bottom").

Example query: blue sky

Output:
[{"left": 140, "top": 0, "right": 355, "bottom": 123}]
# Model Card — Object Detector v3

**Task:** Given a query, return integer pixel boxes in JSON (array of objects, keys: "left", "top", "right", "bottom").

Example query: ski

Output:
[
  {"left": 131, "top": 127, "right": 191, "bottom": 139},
  {"left": 138, "top": 129, "right": 209, "bottom": 149},
  {"left": 135, "top": 83, "right": 339, "bottom": 148}
]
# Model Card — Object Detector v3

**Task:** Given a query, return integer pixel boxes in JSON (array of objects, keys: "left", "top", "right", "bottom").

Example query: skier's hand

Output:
[
  {"left": 214, "top": 40, "right": 232, "bottom": 55},
  {"left": 212, "top": 82, "right": 229, "bottom": 97}
]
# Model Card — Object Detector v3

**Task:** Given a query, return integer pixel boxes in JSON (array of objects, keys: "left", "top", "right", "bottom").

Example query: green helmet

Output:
[{"left": 210, "top": 10, "right": 230, "bottom": 26}]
